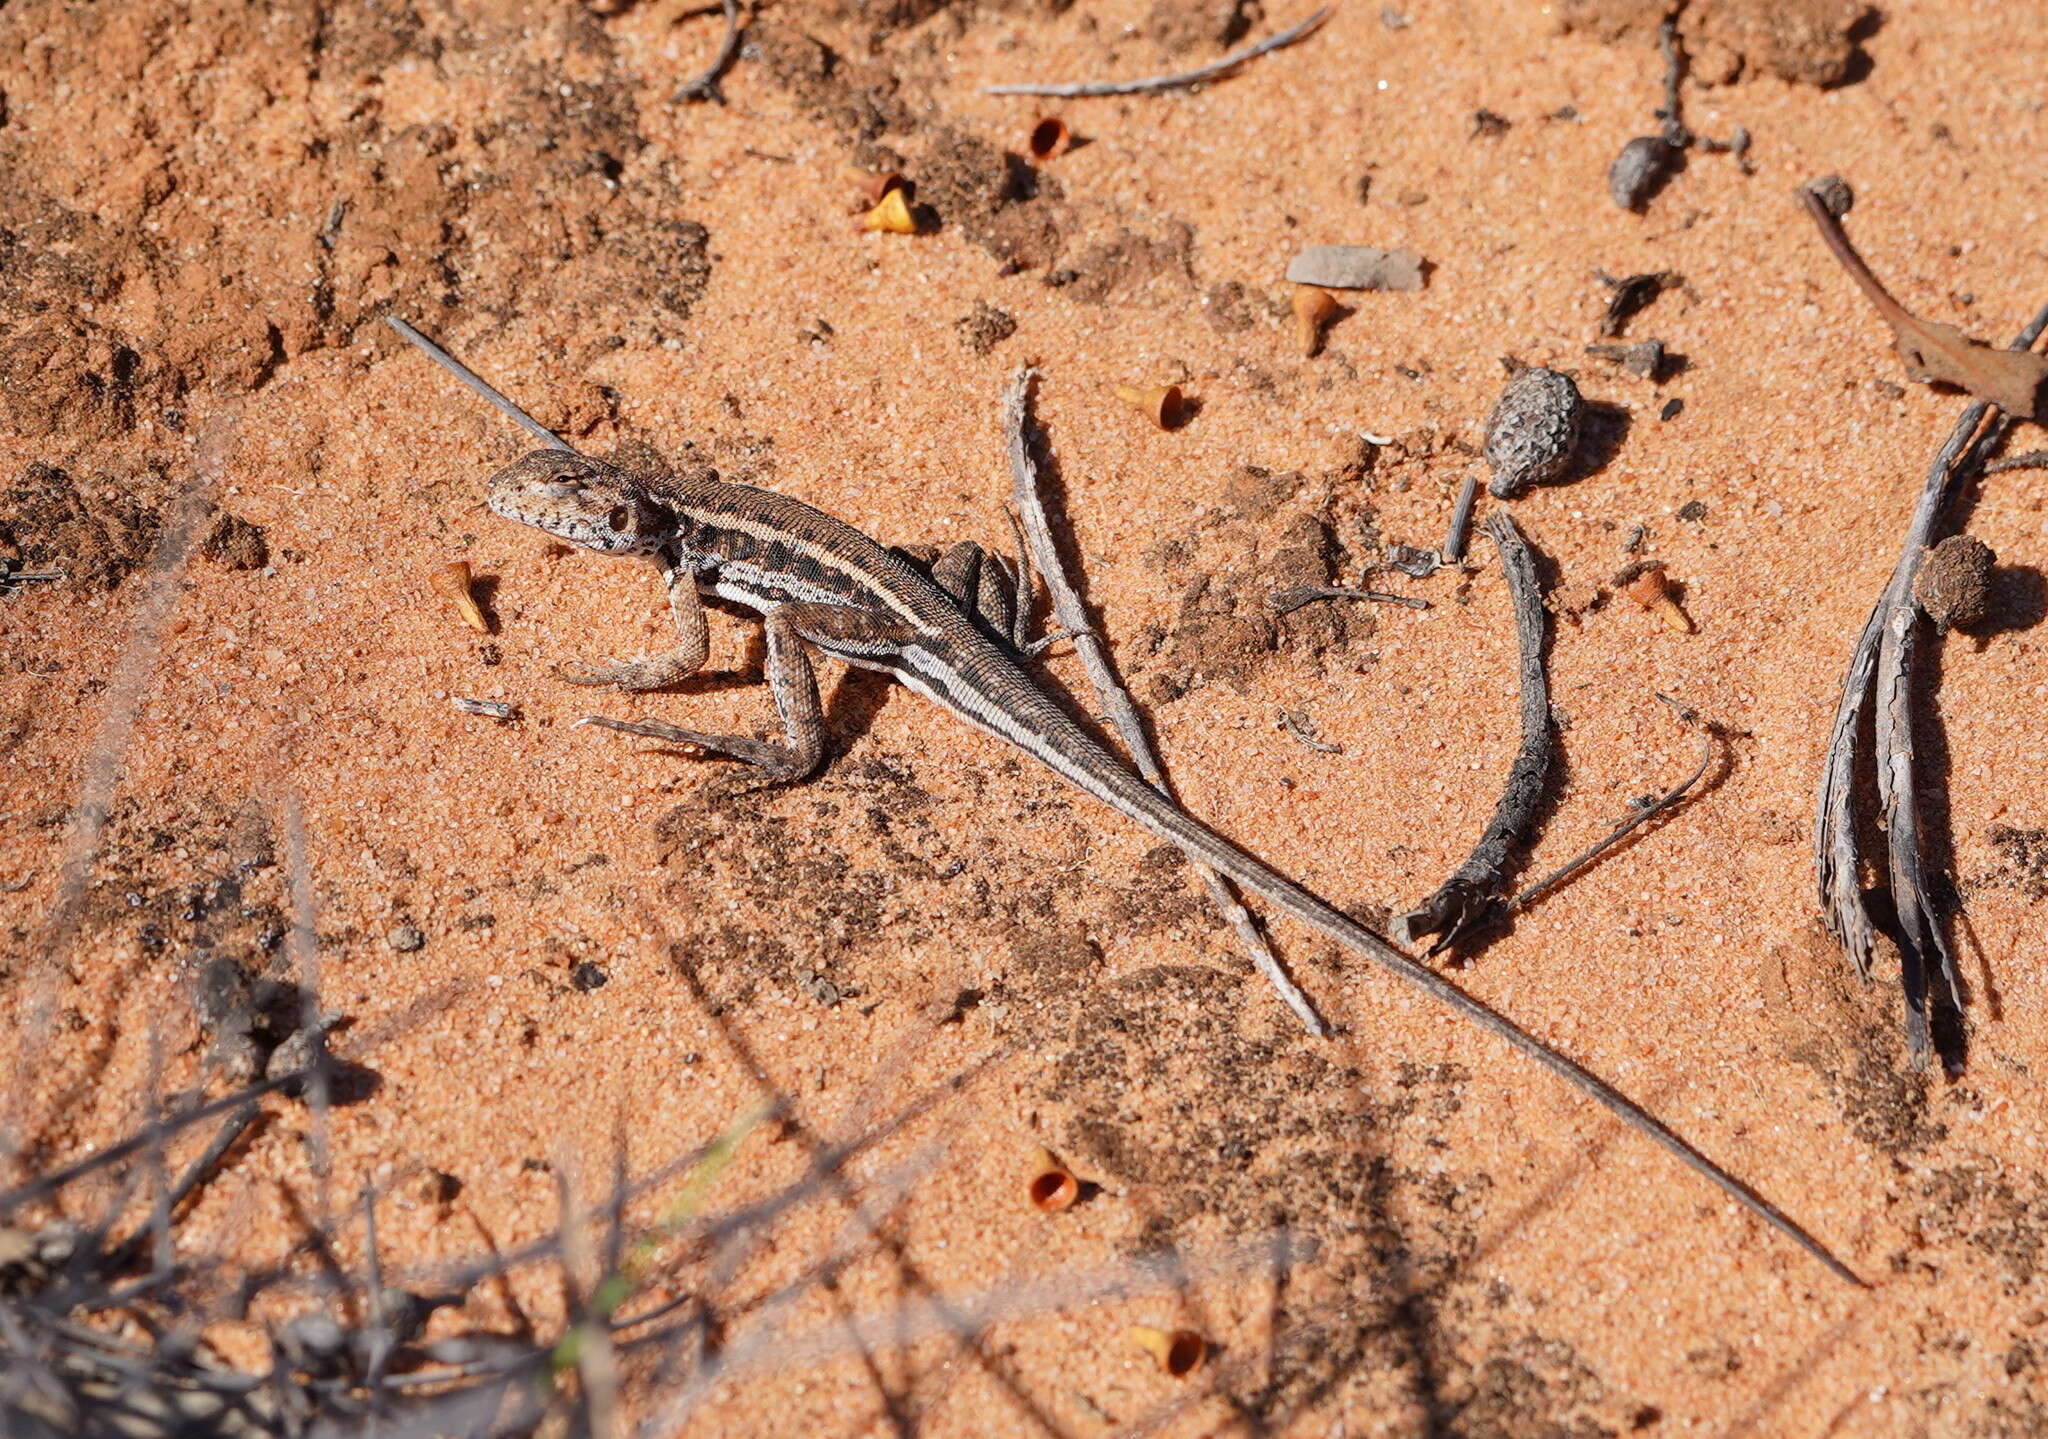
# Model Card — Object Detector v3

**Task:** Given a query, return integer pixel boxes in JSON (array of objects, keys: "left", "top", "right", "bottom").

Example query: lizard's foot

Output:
[
  {"left": 556, "top": 654, "right": 700, "bottom": 691},
  {"left": 577, "top": 716, "right": 810, "bottom": 786}
]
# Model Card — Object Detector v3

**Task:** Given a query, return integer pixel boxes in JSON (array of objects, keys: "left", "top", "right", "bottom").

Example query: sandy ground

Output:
[{"left": 6, "top": 0, "right": 2048, "bottom": 1433}]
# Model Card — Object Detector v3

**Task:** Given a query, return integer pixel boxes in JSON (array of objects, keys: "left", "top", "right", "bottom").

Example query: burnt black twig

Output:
[
  {"left": 674, "top": 0, "right": 743, "bottom": 103},
  {"left": 1513, "top": 694, "right": 1716, "bottom": 912},
  {"left": 1392, "top": 512, "right": 1551, "bottom": 955},
  {"left": 984, "top": 7, "right": 1331, "bottom": 97},
  {"left": 1815, "top": 300, "right": 2048, "bottom": 1064}
]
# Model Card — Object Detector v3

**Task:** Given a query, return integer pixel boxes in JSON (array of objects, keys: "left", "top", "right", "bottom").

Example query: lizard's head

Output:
[{"left": 485, "top": 451, "right": 676, "bottom": 556}]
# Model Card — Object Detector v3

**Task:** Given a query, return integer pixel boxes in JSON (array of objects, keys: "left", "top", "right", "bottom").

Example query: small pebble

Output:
[
  {"left": 1585, "top": 338, "right": 1665, "bottom": 381},
  {"left": 1283, "top": 245, "right": 1424, "bottom": 292},
  {"left": 387, "top": 924, "right": 425, "bottom": 953},
  {"left": 1609, "top": 135, "right": 1681, "bottom": 210},
  {"left": 1484, "top": 367, "right": 1583, "bottom": 499},
  {"left": 572, "top": 961, "right": 609, "bottom": 991}
]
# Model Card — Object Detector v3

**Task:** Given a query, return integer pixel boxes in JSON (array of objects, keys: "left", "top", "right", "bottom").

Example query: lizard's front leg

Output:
[
  {"left": 581, "top": 601, "right": 913, "bottom": 786},
  {"left": 557, "top": 552, "right": 711, "bottom": 691}
]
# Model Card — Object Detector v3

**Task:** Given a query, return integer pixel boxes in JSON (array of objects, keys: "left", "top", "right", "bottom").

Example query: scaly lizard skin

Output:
[{"left": 485, "top": 448, "right": 1855, "bottom": 1286}]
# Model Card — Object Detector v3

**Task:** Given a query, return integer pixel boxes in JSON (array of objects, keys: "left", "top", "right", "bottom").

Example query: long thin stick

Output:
[
  {"left": 1003, "top": 368, "right": 1327, "bottom": 1036},
  {"left": 984, "top": 7, "right": 1331, "bottom": 98},
  {"left": 384, "top": 317, "right": 573, "bottom": 452},
  {"left": 1514, "top": 694, "right": 1715, "bottom": 912},
  {"left": 1392, "top": 511, "right": 1552, "bottom": 956}
]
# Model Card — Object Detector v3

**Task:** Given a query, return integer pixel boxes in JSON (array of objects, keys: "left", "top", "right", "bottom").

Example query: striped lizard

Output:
[{"left": 393, "top": 319, "right": 1855, "bottom": 1285}]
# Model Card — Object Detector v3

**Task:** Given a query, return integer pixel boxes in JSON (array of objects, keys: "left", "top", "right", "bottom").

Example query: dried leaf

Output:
[
  {"left": 1802, "top": 188, "right": 2048, "bottom": 421},
  {"left": 1889, "top": 315, "right": 2048, "bottom": 418}
]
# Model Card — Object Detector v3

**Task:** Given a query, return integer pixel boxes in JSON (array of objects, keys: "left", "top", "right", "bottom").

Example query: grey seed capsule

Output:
[
  {"left": 1609, "top": 135, "right": 1681, "bottom": 210},
  {"left": 1484, "top": 367, "right": 1583, "bottom": 499},
  {"left": 1802, "top": 173, "right": 1854, "bottom": 218},
  {"left": 1912, "top": 534, "right": 1994, "bottom": 632}
]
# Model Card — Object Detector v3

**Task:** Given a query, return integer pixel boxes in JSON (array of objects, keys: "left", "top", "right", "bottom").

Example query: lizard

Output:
[
  {"left": 477, "top": 446, "right": 1856, "bottom": 1287},
  {"left": 382, "top": 315, "right": 1853, "bottom": 1283}
]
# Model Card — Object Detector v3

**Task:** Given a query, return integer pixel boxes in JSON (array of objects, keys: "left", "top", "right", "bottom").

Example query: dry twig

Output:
[
  {"left": 675, "top": 0, "right": 744, "bottom": 103},
  {"left": 1003, "top": 367, "right": 1328, "bottom": 1036},
  {"left": 1392, "top": 512, "right": 1552, "bottom": 956},
  {"left": 985, "top": 7, "right": 1331, "bottom": 98},
  {"left": 1513, "top": 694, "right": 1716, "bottom": 912}
]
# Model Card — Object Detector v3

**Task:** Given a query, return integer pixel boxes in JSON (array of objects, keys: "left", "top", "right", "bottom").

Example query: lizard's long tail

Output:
[{"left": 925, "top": 660, "right": 1861, "bottom": 1288}]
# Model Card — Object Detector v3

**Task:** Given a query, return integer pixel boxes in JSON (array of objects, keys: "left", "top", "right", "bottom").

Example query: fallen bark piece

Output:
[
  {"left": 1284, "top": 245, "right": 1425, "bottom": 292},
  {"left": 1802, "top": 188, "right": 2048, "bottom": 421}
]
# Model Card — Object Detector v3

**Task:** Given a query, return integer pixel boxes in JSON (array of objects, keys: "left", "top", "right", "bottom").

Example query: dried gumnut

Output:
[
  {"left": 1802, "top": 174, "right": 1854, "bottom": 219},
  {"left": 1912, "top": 534, "right": 1994, "bottom": 632},
  {"left": 1484, "top": 367, "right": 1583, "bottom": 499},
  {"left": 1609, "top": 135, "right": 1681, "bottom": 211}
]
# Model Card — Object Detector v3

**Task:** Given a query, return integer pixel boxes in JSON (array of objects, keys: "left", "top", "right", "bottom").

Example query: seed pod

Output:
[
  {"left": 1127, "top": 1325, "right": 1206, "bottom": 1377},
  {"left": 1483, "top": 367, "right": 1583, "bottom": 499},
  {"left": 1609, "top": 135, "right": 1681, "bottom": 211},
  {"left": 432, "top": 561, "right": 489, "bottom": 633},
  {"left": 1615, "top": 560, "right": 1692, "bottom": 633},
  {"left": 861, "top": 188, "right": 917, "bottom": 234},
  {"left": 1912, "top": 534, "right": 1994, "bottom": 632},
  {"left": 1801, "top": 173, "right": 1854, "bottom": 219},
  {"left": 1026, "top": 1146, "right": 1079, "bottom": 1210},
  {"left": 1027, "top": 116, "right": 1071, "bottom": 161},
  {"left": 1114, "top": 383, "right": 1185, "bottom": 430},
  {"left": 1291, "top": 285, "right": 1339, "bottom": 356}
]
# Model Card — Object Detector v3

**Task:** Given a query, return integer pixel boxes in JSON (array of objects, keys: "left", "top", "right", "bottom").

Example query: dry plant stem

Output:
[
  {"left": 1656, "top": 13, "right": 1690, "bottom": 147},
  {"left": 1814, "top": 301, "right": 2048, "bottom": 1062},
  {"left": 985, "top": 6, "right": 1331, "bottom": 97},
  {"left": 675, "top": 0, "right": 742, "bottom": 102},
  {"left": 1393, "top": 512, "right": 1551, "bottom": 956},
  {"left": 1799, "top": 190, "right": 1921, "bottom": 337},
  {"left": 1514, "top": 694, "right": 1714, "bottom": 912},
  {"left": 1443, "top": 475, "right": 1479, "bottom": 563},
  {"left": 384, "top": 317, "right": 573, "bottom": 452},
  {"left": 1268, "top": 584, "right": 1429, "bottom": 614},
  {"left": 1984, "top": 448, "right": 2048, "bottom": 474},
  {"left": 281, "top": 794, "right": 334, "bottom": 1225},
  {"left": 0, "top": 1075, "right": 304, "bottom": 1214},
  {"left": 1003, "top": 367, "right": 1328, "bottom": 1037},
  {"left": 9, "top": 412, "right": 235, "bottom": 1173}
]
